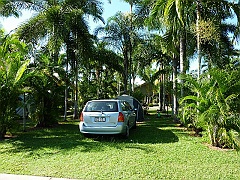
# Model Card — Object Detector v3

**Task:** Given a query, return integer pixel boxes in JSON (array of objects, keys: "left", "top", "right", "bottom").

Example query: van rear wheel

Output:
[
  {"left": 122, "top": 125, "right": 129, "bottom": 139},
  {"left": 133, "top": 119, "right": 137, "bottom": 129},
  {"left": 83, "top": 133, "right": 92, "bottom": 138}
]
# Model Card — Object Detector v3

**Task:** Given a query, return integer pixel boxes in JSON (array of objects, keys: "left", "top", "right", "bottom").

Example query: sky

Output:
[{"left": 0, "top": 0, "right": 130, "bottom": 33}]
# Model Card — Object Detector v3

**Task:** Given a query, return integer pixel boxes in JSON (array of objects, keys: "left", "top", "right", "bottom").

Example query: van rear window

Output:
[{"left": 84, "top": 101, "right": 118, "bottom": 112}]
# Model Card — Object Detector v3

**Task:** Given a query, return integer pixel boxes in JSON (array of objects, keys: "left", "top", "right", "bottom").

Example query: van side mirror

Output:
[{"left": 132, "top": 108, "right": 138, "bottom": 112}]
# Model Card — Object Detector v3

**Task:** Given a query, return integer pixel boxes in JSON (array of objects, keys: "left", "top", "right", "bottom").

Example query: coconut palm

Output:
[
  {"left": 150, "top": 0, "right": 194, "bottom": 73},
  {"left": 187, "top": 0, "right": 240, "bottom": 77},
  {"left": 95, "top": 12, "right": 138, "bottom": 94},
  {"left": 0, "top": 0, "right": 40, "bottom": 18},
  {"left": 142, "top": 0, "right": 240, "bottom": 118},
  {"left": 150, "top": 0, "right": 240, "bottom": 76},
  {"left": 194, "top": 0, "right": 240, "bottom": 71},
  {"left": 17, "top": 0, "right": 104, "bottom": 121},
  {"left": 145, "top": 0, "right": 192, "bottom": 119}
]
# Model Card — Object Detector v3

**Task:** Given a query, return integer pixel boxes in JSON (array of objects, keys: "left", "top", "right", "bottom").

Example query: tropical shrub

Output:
[
  {"left": 0, "top": 31, "right": 30, "bottom": 138},
  {"left": 27, "top": 53, "right": 65, "bottom": 127},
  {"left": 180, "top": 68, "right": 240, "bottom": 149}
]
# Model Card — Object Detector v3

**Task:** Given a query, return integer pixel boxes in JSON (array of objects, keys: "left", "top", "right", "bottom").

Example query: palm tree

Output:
[
  {"left": 26, "top": 50, "right": 65, "bottom": 127},
  {"left": 122, "top": 0, "right": 142, "bottom": 93},
  {"left": 194, "top": 0, "right": 240, "bottom": 73},
  {"left": 89, "top": 41, "right": 123, "bottom": 98},
  {"left": 142, "top": 0, "right": 240, "bottom": 118},
  {"left": 0, "top": 0, "right": 39, "bottom": 18},
  {"left": 77, "top": 42, "right": 123, "bottom": 107},
  {"left": 146, "top": 0, "right": 194, "bottom": 119},
  {"left": 17, "top": 0, "right": 104, "bottom": 121},
  {"left": 150, "top": 0, "right": 194, "bottom": 74},
  {"left": 150, "top": 0, "right": 240, "bottom": 77},
  {"left": 95, "top": 12, "right": 136, "bottom": 94}
]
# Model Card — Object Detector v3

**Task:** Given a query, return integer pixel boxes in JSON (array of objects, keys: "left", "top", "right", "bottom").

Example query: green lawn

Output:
[{"left": 0, "top": 111, "right": 239, "bottom": 179}]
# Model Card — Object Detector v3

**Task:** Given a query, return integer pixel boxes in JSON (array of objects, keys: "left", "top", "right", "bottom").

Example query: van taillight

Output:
[
  {"left": 80, "top": 112, "right": 83, "bottom": 122},
  {"left": 118, "top": 112, "right": 124, "bottom": 122}
]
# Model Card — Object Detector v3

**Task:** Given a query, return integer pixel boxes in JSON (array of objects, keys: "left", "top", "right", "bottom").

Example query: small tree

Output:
[
  {"left": 0, "top": 31, "right": 30, "bottom": 138},
  {"left": 27, "top": 52, "right": 65, "bottom": 127},
  {"left": 180, "top": 68, "right": 240, "bottom": 149}
]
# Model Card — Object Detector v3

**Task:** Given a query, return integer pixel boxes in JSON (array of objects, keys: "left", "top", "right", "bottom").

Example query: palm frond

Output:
[{"left": 14, "top": 59, "right": 30, "bottom": 85}]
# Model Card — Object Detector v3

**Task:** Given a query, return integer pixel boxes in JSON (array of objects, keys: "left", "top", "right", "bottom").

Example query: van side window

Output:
[
  {"left": 121, "top": 102, "right": 127, "bottom": 111},
  {"left": 121, "top": 101, "right": 132, "bottom": 111}
]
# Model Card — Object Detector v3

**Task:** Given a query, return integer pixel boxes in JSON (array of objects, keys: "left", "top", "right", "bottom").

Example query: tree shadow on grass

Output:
[
  {"left": 0, "top": 122, "right": 89, "bottom": 153},
  {"left": 89, "top": 114, "right": 179, "bottom": 145},
  {"left": 1, "top": 115, "right": 180, "bottom": 154},
  {"left": 128, "top": 115, "right": 179, "bottom": 144}
]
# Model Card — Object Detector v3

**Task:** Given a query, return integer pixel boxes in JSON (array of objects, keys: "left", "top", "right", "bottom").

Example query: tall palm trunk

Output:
[
  {"left": 73, "top": 58, "right": 79, "bottom": 119},
  {"left": 123, "top": 48, "right": 128, "bottom": 94},
  {"left": 22, "top": 93, "right": 26, "bottom": 131},
  {"left": 64, "top": 40, "right": 70, "bottom": 121},
  {"left": 64, "top": 65, "right": 68, "bottom": 121},
  {"left": 159, "top": 74, "right": 163, "bottom": 111},
  {"left": 96, "top": 67, "right": 101, "bottom": 98},
  {"left": 129, "top": 2, "right": 134, "bottom": 93},
  {"left": 179, "top": 32, "right": 186, "bottom": 97},
  {"left": 159, "top": 64, "right": 165, "bottom": 111},
  {"left": 73, "top": 40, "right": 79, "bottom": 119},
  {"left": 172, "top": 54, "right": 178, "bottom": 121},
  {"left": 196, "top": 0, "right": 202, "bottom": 79},
  {"left": 162, "top": 68, "right": 166, "bottom": 112},
  {"left": 196, "top": 0, "right": 202, "bottom": 113}
]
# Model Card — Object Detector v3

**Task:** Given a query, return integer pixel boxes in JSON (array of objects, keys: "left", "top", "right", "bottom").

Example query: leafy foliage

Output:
[
  {"left": 180, "top": 68, "right": 240, "bottom": 149},
  {"left": 26, "top": 51, "right": 65, "bottom": 127},
  {"left": 0, "top": 31, "right": 30, "bottom": 138}
]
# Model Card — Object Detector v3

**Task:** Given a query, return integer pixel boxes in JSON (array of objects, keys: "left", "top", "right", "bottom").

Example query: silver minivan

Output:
[{"left": 79, "top": 99, "right": 136, "bottom": 138}]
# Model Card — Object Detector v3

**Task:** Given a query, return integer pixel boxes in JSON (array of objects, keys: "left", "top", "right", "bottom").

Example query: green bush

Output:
[
  {"left": 0, "top": 32, "right": 30, "bottom": 138},
  {"left": 180, "top": 68, "right": 240, "bottom": 149}
]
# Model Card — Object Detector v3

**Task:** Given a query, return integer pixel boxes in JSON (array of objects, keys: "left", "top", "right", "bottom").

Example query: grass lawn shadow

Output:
[
  {"left": 1, "top": 114, "right": 180, "bottom": 154},
  {"left": 91, "top": 114, "right": 180, "bottom": 145},
  {"left": 129, "top": 114, "right": 179, "bottom": 144},
  {"left": 1, "top": 122, "right": 86, "bottom": 153}
]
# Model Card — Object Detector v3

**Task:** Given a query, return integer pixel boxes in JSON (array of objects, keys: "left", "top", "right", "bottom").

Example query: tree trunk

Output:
[
  {"left": 159, "top": 75, "right": 163, "bottom": 111},
  {"left": 73, "top": 55, "right": 79, "bottom": 119},
  {"left": 64, "top": 59, "right": 69, "bottom": 121},
  {"left": 22, "top": 93, "right": 26, "bottom": 131},
  {"left": 179, "top": 32, "right": 186, "bottom": 97},
  {"left": 172, "top": 55, "right": 178, "bottom": 121},
  {"left": 123, "top": 49, "right": 128, "bottom": 94},
  {"left": 132, "top": 75, "right": 136, "bottom": 93},
  {"left": 96, "top": 67, "right": 101, "bottom": 98},
  {"left": 130, "top": 2, "right": 133, "bottom": 94},
  {"left": 36, "top": 97, "right": 45, "bottom": 127},
  {"left": 196, "top": 0, "right": 202, "bottom": 79},
  {"left": 162, "top": 72, "right": 166, "bottom": 112}
]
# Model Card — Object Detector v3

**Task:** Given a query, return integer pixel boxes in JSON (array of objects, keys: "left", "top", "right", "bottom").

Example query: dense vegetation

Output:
[{"left": 0, "top": 0, "right": 239, "bottom": 151}]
